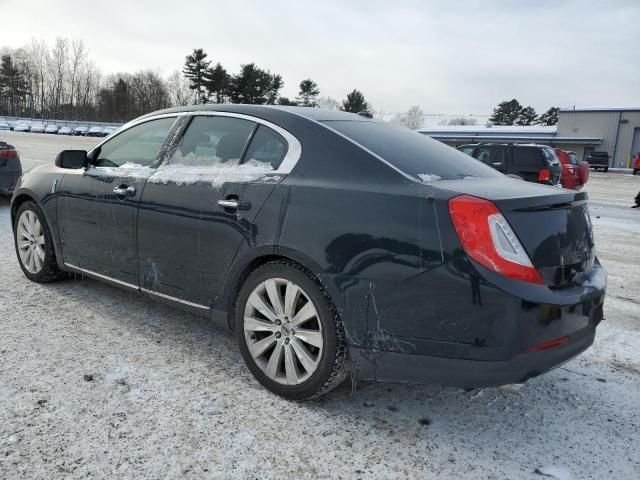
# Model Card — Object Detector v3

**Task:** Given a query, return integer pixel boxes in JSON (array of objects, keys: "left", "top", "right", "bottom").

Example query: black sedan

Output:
[{"left": 10, "top": 105, "right": 606, "bottom": 399}]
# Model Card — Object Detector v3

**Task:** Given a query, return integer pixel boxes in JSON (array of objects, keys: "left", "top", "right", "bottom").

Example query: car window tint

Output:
[
  {"left": 542, "top": 148, "right": 560, "bottom": 165},
  {"left": 458, "top": 146, "right": 475, "bottom": 156},
  {"left": 473, "top": 147, "right": 505, "bottom": 168},
  {"left": 244, "top": 125, "right": 288, "bottom": 169},
  {"left": 172, "top": 116, "right": 255, "bottom": 166},
  {"left": 568, "top": 153, "right": 579, "bottom": 165},
  {"left": 94, "top": 117, "right": 176, "bottom": 168},
  {"left": 512, "top": 147, "right": 543, "bottom": 168},
  {"left": 325, "top": 120, "right": 502, "bottom": 180}
]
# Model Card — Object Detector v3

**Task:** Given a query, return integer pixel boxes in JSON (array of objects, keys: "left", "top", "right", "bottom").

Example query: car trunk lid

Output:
[{"left": 438, "top": 178, "right": 595, "bottom": 287}]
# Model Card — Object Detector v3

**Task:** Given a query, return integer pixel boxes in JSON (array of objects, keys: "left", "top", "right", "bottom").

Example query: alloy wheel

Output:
[
  {"left": 16, "top": 210, "right": 46, "bottom": 274},
  {"left": 243, "top": 278, "right": 324, "bottom": 385}
]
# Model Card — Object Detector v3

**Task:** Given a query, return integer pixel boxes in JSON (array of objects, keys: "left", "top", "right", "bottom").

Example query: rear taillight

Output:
[
  {"left": 448, "top": 195, "right": 544, "bottom": 285},
  {"left": 0, "top": 149, "right": 18, "bottom": 159},
  {"left": 538, "top": 168, "right": 550, "bottom": 182}
]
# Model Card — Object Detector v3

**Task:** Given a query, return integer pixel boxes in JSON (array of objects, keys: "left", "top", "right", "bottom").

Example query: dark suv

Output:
[{"left": 458, "top": 143, "right": 562, "bottom": 186}]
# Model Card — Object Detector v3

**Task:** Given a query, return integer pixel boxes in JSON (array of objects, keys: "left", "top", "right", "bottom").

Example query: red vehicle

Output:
[
  {"left": 633, "top": 152, "right": 640, "bottom": 175},
  {"left": 554, "top": 148, "right": 589, "bottom": 190}
]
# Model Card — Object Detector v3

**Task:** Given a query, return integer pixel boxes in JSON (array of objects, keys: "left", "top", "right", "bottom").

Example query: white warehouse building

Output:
[{"left": 419, "top": 107, "right": 640, "bottom": 169}]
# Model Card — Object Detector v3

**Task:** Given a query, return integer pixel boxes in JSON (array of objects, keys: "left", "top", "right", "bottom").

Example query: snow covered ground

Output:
[{"left": 0, "top": 133, "right": 639, "bottom": 479}]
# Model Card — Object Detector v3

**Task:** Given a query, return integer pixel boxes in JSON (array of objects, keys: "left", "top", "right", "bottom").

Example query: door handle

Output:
[
  {"left": 217, "top": 199, "right": 251, "bottom": 211},
  {"left": 113, "top": 185, "right": 136, "bottom": 197}
]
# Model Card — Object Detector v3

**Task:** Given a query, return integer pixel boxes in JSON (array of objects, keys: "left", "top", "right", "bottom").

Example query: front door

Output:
[
  {"left": 57, "top": 116, "right": 179, "bottom": 285},
  {"left": 137, "top": 114, "right": 289, "bottom": 308}
]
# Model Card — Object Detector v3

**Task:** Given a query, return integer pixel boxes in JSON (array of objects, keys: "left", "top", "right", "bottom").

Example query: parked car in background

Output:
[
  {"left": 554, "top": 148, "right": 589, "bottom": 190},
  {"left": 14, "top": 123, "right": 30, "bottom": 133},
  {"left": 45, "top": 124, "right": 60, "bottom": 134},
  {"left": 633, "top": 152, "right": 640, "bottom": 175},
  {"left": 586, "top": 151, "right": 610, "bottom": 172},
  {"left": 29, "top": 123, "right": 46, "bottom": 133},
  {"left": 0, "top": 141, "right": 22, "bottom": 196},
  {"left": 0, "top": 121, "right": 11, "bottom": 131},
  {"left": 86, "top": 126, "right": 103, "bottom": 137},
  {"left": 457, "top": 143, "right": 562, "bottom": 186},
  {"left": 58, "top": 126, "right": 73, "bottom": 135},
  {"left": 10, "top": 105, "right": 605, "bottom": 399},
  {"left": 101, "top": 126, "right": 118, "bottom": 136},
  {"left": 73, "top": 126, "right": 89, "bottom": 136}
]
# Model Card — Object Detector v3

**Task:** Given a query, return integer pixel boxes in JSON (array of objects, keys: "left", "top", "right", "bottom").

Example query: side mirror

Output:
[{"left": 55, "top": 150, "right": 87, "bottom": 169}]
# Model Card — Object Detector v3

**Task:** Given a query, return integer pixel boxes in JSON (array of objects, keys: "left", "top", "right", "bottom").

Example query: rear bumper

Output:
[{"left": 351, "top": 327, "right": 595, "bottom": 388}]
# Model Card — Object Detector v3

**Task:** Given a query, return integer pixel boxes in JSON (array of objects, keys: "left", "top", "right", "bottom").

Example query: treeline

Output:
[
  {"left": 489, "top": 99, "right": 559, "bottom": 126},
  {"left": 0, "top": 40, "right": 371, "bottom": 123}
]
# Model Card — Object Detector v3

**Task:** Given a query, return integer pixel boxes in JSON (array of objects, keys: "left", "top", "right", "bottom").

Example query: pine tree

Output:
[
  {"left": 489, "top": 99, "right": 523, "bottom": 125},
  {"left": 537, "top": 107, "right": 560, "bottom": 126},
  {"left": 277, "top": 97, "right": 297, "bottom": 106},
  {"left": 296, "top": 79, "right": 320, "bottom": 107},
  {"left": 341, "top": 89, "right": 368, "bottom": 113},
  {"left": 182, "top": 48, "right": 211, "bottom": 104},
  {"left": 228, "top": 64, "right": 283, "bottom": 105},
  {"left": 205, "top": 62, "right": 229, "bottom": 103},
  {"left": 515, "top": 105, "right": 538, "bottom": 126}
]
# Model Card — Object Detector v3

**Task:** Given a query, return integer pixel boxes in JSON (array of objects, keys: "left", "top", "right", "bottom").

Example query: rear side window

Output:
[
  {"left": 173, "top": 116, "right": 256, "bottom": 166},
  {"left": 325, "top": 121, "right": 502, "bottom": 180},
  {"left": 542, "top": 148, "right": 560, "bottom": 165},
  {"left": 473, "top": 147, "right": 506, "bottom": 169},
  {"left": 244, "top": 125, "right": 288, "bottom": 169},
  {"left": 568, "top": 153, "right": 579, "bottom": 165},
  {"left": 512, "top": 147, "right": 544, "bottom": 169}
]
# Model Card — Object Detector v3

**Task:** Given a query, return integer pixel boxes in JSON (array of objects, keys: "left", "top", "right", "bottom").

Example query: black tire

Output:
[
  {"left": 235, "top": 260, "right": 348, "bottom": 400},
  {"left": 633, "top": 169, "right": 638, "bottom": 175},
  {"left": 13, "top": 201, "right": 66, "bottom": 283},
  {"left": 603, "top": 167, "right": 609, "bottom": 172}
]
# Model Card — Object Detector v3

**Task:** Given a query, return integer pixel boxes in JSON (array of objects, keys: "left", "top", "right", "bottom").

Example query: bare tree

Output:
[
  {"left": 166, "top": 70, "right": 193, "bottom": 106},
  {"left": 316, "top": 96, "right": 341, "bottom": 110},
  {"left": 441, "top": 117, "right": 479, "bottom": 126},
  {"left": 393, "top": 105, "right": 424, "bottom": 130}
]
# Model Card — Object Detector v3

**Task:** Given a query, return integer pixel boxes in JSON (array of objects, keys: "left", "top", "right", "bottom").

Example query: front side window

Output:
[
  {"left": 172, "top": 116, "right": 256, "bottom": 166},
  {"left": 458, "top": 146, "right": 475, "bottom": 156},
  {"left": 93, "top": 117, "right": 176, "bottom": 168}
]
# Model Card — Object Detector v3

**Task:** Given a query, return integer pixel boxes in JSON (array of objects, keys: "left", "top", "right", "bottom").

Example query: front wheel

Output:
[
  {"left": 235, "top": 261, "right": 348, "bottom": 400},
  {"left": 13, "top": 201, "right": 66, "bottom": 282}
]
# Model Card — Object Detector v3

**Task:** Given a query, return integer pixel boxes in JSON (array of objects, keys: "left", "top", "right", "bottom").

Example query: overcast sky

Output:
[{"left": 1, "top": 0, "right": 638, "bottom": 114}]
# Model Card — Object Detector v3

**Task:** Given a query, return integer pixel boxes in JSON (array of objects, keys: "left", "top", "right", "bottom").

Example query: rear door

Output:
[
  {"left": 58, "top": 116, "right": 178, "bottom": 284},
  {"left": 137, "top": 114, "right": 289, "bottom": 308}
]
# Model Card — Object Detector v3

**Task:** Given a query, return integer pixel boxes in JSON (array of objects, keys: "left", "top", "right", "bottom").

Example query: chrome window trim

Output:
[
  {"left": 88, "top": 111, "right": 302, "bottom": 175},
  {"left": 64, "top": 262, "right": 210, "bottom": 310},
  {"left": 184, "top": 111, "right": 302, "bottom": 174},
  {"left": 87, "top": 113, "right": 186, "bottom": 158}
]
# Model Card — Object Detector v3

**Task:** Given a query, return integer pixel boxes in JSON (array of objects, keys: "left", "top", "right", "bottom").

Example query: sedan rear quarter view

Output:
[{"left": 10, "top": 105, "right": 606, "bottom": 399}]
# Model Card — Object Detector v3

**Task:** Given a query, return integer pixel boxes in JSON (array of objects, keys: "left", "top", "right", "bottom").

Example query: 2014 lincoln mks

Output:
[{"left": 11, "top": 105, "right": 606, "bottom": 399}]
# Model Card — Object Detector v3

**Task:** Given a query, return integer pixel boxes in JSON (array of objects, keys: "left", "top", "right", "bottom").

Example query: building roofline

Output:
[{"left": 560, "top": 107, "right": 640, "bottom": 113}]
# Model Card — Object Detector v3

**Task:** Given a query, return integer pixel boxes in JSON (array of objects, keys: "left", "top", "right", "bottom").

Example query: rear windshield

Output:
[{"left": 325, "top": 120, "right": 502, "bottom": 180}]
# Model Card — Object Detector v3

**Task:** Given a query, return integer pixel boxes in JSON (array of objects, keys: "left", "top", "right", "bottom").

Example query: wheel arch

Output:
[
  {"left": 223, "top": 248, "right": 346, "bottom": 331},
  {"left": 11, "top": 189, "right": 65, "bottom": 271}
]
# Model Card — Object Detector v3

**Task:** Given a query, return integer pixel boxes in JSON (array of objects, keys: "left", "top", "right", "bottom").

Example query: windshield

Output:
[{"left": 324, "top": 120, "right": 502, "bottom": 180}]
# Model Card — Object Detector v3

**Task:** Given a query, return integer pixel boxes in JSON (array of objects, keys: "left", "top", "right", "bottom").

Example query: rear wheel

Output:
[
  {"left": 603, "top": 166, "right": 609, "bottom": 172},
  {"left": 13, "top": 201, "right": 66, "bottom": 282},
  {"left": 236, "top": 261, "right": 348, "bottom": 400}
]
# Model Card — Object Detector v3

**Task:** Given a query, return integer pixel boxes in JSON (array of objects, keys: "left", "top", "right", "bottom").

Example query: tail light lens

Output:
[
  {"left": 448, "top": 195, "right": 544, "bottom": 285},
  {"left": 538, "top": 168, "right": 550, "bottom": 182}
]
